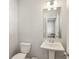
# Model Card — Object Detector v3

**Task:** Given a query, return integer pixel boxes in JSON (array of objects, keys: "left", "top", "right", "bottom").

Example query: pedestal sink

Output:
[{"left": 40, "top": 39, "right": 65, "bottom": 59}]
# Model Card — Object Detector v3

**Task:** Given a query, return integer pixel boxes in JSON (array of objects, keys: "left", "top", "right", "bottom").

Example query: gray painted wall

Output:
[
  {"left": 18, "top": 0, "right": 48, "bottom": 59},
  {"left": 9, "top": 0, "right": 19, "bottom": 58}
]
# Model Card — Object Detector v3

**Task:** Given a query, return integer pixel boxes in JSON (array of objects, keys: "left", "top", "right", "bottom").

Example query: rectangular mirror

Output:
[{"left": 43, "top": 7, "right": 61, "bottom": 38}]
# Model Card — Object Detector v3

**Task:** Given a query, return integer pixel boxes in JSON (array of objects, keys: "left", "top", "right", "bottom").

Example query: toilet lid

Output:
[{"left": 12, "top": 53, "right": 27, "bottom": 59}]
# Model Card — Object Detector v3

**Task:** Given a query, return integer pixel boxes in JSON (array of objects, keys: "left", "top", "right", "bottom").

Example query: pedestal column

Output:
[{"left": 49, "top": 50, "right": 55, "bottom": 59}]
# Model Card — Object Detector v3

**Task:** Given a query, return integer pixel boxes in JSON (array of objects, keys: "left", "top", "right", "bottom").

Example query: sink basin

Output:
[
  {"left": 40, "top": 40, "right": 65, "bottom": 51},
  {"left": 40, "top": 39, "right": 65, "bottom": 59}
]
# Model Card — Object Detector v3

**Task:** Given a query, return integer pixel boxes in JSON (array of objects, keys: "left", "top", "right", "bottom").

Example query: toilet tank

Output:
[{"left": 20, "top": 42, "right": 31, "bottom": 54}]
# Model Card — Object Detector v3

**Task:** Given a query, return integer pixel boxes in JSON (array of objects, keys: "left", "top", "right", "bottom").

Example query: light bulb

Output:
[
  {"left": 47, "top": 2, "right": 51, "bottom": 11},
  {"left": 48, "top": 8, "right": 51, "bottom": 11},
  {"left": 54, "top": 1, "right": 57, "bottom": 5},
  {"left": 53, "top": 0, "right": 57, "bottom": 7},
  {"left": 47, "top": 2, "right": 50, "bottom": 7}
]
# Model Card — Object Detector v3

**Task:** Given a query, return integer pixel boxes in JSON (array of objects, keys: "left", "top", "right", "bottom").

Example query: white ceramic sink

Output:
[
  {"left": 40, "top": 39, "right": 65, "bottom": 59},
  {"left": 40, "top": 40, "right": 64, "bottom": 51}
]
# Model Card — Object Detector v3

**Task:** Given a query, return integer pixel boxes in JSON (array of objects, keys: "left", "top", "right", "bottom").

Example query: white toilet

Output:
[{"left": 11, "top": 42, "right": 31, "bottom": 59}]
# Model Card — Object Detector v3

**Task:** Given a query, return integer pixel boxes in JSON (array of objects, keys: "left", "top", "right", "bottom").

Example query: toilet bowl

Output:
[
  {"left": 12, "top": 53, "right": 26, "bottom": 59},
  {"left": 11, "top": 42, "right": 31, "bottom": 59}
]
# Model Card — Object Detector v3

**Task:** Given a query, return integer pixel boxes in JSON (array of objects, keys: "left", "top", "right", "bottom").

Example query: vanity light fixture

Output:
[{"left": 46, "top": 0, "right": 58, "bottom": 10}]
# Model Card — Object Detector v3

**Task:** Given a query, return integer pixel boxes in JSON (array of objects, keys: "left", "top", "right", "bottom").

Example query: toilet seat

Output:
[{"left": 12, "top": 53, "right": 27, "bottom": 59}]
